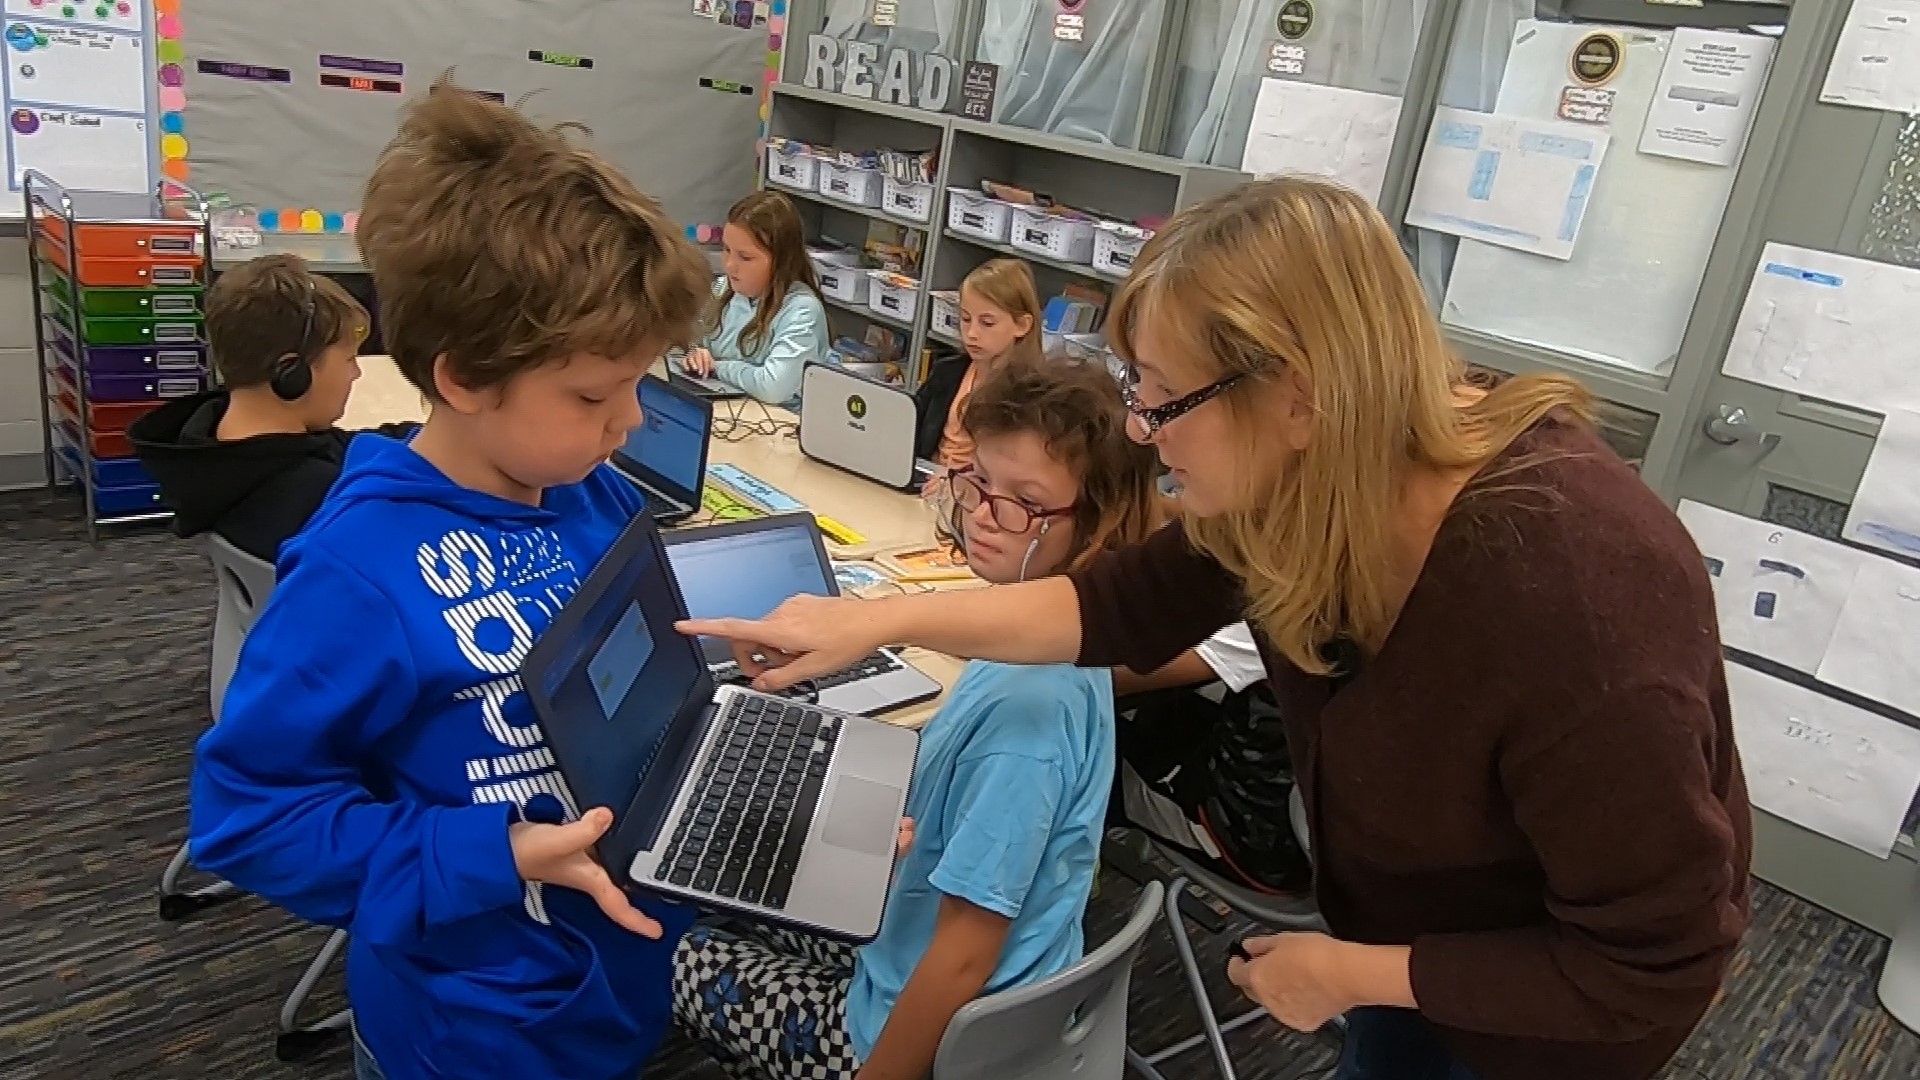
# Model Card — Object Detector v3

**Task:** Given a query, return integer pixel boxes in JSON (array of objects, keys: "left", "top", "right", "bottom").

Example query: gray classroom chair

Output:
[
  {"left": 157, "top": 534, "right": 275, "bottom": 918},
  {"left": 157, "top": 535, "right": 352, "bottom": 1061},
  {"left": 932, "top": 881, "right": 1164, "bottom": 1080},
  {"left": 1128, "top": 785, "right": 1328, "bottom": 1080}
]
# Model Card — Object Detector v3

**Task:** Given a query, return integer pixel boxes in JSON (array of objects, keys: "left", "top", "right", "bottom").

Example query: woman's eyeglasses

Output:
[
  {"left": 1118, "top": 363, "right": 1244, "bottom": 438},
  {"left": 947, "top": 469, "right": 1074, "bottom": 534}
]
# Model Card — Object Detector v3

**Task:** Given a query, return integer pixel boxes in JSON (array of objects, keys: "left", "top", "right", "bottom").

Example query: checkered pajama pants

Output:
[{"left": 672, "top": 920, "right": 864, "bottom": 1080}]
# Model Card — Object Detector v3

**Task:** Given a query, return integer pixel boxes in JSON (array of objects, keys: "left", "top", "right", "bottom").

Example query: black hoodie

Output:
[{"left": 128, "top": 390, "right": 415, "bottom": 563}]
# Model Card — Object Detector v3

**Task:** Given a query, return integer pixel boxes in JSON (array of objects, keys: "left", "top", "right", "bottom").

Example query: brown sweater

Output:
[{"left": 1069, "top": 418, "right": 1750, "bottom": 1080}]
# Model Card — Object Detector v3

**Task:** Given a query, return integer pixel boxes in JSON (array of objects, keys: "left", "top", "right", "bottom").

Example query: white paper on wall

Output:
[
  {"left": 1843, "top": 409, "right": 1920, "bottom": 559},
  {"left": 1676, "top": 500, "right": 1861, "bottom": 675},
  {"left": 1727, "top": 661, "right": 1920, "bottom": 859},
  {"left": 1819, "top": 0, "right": 1920, "bottom": 116},
  {"left": 1240, "top": 78, "right": 1404, "bottom": 204},
  {"left": 1720, "top": 242, "right": 1920, "bottom": 415},
  {"left": 1405, "top": 103, "right": 1609, "bottom": 261},
  {"left": 1639, "top": 27, "right": 1775, "bottom": 167},
  {"left": 1817, "top": 556, "right": 1920, "bottom": 719},
  {"left": 1438, "top": 22, "right": 1755, "bottom": 376}
]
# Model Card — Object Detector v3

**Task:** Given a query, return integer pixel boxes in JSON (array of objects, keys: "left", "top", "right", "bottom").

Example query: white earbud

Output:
[{"left": 1017, "top": 518, "right": 1051, "bottom": 583}]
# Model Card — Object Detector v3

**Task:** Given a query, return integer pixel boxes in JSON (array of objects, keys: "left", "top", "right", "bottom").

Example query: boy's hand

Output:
[
  {"left": 896, "top": 818, "right": 915, "bottom": 862},
  {"left": 509, "top": 808, "right": 663, "bottom": 938},
  {"left": 684, "top": 347, "right": 716, "bottom": 377}
]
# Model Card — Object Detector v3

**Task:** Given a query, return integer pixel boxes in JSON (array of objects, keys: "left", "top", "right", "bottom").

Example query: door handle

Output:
[{"left": 1702, "top": 403, "right": 1782, "bottom": 461}]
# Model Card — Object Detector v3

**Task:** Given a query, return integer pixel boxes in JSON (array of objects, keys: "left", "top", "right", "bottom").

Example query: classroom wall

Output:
[{"left": 0, "top": 238, "right": 43, "bottom": 490}]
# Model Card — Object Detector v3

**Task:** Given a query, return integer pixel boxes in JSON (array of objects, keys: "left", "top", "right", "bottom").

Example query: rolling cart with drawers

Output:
[{"left": 26, "top": 172, "right": 214, "bottom": 541}]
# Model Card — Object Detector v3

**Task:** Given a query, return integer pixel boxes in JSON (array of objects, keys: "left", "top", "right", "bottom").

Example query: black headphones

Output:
[{"left": 268, "top": 277, "right": 319, "bottom": 402}]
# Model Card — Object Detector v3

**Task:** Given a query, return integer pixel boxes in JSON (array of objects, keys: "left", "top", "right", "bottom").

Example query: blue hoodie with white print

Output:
[{"left": 189, "top": 432, "right": 692, "bottom": 1080}]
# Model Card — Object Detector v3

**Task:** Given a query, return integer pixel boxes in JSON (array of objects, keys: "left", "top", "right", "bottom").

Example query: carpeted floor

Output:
[{"left": 1, "top": 486, "right": 1917, "bottom": 1080}]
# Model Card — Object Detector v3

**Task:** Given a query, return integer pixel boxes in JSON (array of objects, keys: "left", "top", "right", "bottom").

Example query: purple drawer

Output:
[
  {"left": 92, "top": 369, "right": 207, "bottom": 403},
  {"left": 44, "top": 317, "right": 208, "bottom": 376},
  {"left": 56, "top": 356, "right": 206, "bottom": 403}
]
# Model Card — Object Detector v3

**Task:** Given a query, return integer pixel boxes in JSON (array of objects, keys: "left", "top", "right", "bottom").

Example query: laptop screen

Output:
[
  {"left": 533, "top": 521, "right": 710, "bottom": 830},
  {"left": 666, "top": 517, "right": 835, "bottom": 660},
  {"left": 629, "top": 379, "right": 709, "bottom": 498}
]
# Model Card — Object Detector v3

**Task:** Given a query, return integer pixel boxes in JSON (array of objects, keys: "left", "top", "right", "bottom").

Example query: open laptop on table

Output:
[
  {"left": 666, "top": 513, "right": 942, "bottom": 716},
  {"left": 798, "top": 363, "right": 936, "bottom": 492},
  {"left": 663, "top": 345, "right": 747, "bottom": 400},
  {"left": 669, "top": 368, "right": 746, "bottom": 400},
  {"left": 612, "top": 375, "right": 711, "bottom": 525},
  {"left": 524, "top": 512, "right": 918, "bottom": 942}
]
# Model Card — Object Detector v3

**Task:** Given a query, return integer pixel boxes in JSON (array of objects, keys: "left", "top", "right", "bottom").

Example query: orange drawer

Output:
[
  {"left": 56, "top": 386, "right": 162, "bottom": 434},
  {"left": 37, "top": 238, "right": 202, "bottom": 288},
  {"left": 37, "top": 216, "right": 203, "bottom": 260},
  {"left": 55, "top": 416, "right": 135, "bottom": 459}
]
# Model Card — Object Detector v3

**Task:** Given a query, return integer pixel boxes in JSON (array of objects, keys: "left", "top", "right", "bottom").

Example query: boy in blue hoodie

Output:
[{"left": 187, "top": 80, "right": 715, "bottom": 1080}]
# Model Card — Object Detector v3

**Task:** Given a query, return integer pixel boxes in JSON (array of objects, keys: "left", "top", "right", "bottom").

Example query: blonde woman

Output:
[{"left": 680, "top": 178, "right": 1750, "bottom": 1080}]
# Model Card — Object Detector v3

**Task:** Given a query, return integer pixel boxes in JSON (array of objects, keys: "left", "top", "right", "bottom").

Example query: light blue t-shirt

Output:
[
  {"left": 844, "top": 661, "right": 1116, "bottom": 1060},
  {"left": 702, "top": 286, "right": 830, "bottom": 408}
]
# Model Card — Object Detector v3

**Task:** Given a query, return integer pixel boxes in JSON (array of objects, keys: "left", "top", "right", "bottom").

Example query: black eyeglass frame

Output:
[{"left": 1117, "top": 366, "right": 1246, "bottom": 438}]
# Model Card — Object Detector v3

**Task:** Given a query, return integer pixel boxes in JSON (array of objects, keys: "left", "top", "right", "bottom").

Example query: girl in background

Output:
[
  {"left": 934, "top": 258, "right": 1045, "bottom": 473},
  {"left": 681, "top": 191, "right": 829, "bottom": 407}
]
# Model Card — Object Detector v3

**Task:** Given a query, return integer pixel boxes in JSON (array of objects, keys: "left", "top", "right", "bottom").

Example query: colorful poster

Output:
[{"left": 1, "top": 0, "right": 155, "bottom": 196}]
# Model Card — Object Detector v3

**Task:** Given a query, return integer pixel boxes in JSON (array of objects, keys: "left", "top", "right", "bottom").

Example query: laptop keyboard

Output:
[
  {"left": 711, "top": 650, "right": 902, "bottom": 695},
  {"left": 654, "top": 694, "right": 840, "bottom": 910}
]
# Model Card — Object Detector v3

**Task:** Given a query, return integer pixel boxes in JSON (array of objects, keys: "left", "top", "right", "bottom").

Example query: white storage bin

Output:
[
  {"left": 766, "top": 146, "right": 818, "bottom": 192},
  {"left": 813, "top": 257, "right": 871, "bottom": 305},
  {"left": 867, "top": 271, "right": 920, "bottom": 324},
  {"left": 882, "top": 177, "right": 936, "bottom": 223},
  {"left": 946, "top": 188, "right": 1014, "bottom": 244},
  {"left": 1011, "top": 207, "right": 1096, "bottom": 265},
  {"left": 818, "top": 161, "right": 883, "bottom": 208},
  {"left": 1092, "top": 221, "right": 1152, "bottom": 278},
  {"left": 929, "top": 291, "right": 962, "bottom": 341}
]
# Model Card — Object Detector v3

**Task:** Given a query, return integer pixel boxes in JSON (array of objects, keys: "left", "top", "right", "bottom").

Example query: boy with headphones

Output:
[{"left": 130, "top": 253, "right": 408, "bottom": 562}]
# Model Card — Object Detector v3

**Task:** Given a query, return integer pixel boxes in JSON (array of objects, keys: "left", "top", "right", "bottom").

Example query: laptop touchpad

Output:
[{"left": 821, "top": 776, "right": 901, "bottom": 857}]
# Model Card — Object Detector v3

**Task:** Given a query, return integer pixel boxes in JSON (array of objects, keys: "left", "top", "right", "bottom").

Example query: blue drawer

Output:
[
  {"left": 93, "top": 456, "right": 153, "bottom": 487},
  {"left": 94, "top": 479, "right": 166, "bottom": 515},
  {"left": 55, "top": 447, "right": 166, "bottom": 514}
]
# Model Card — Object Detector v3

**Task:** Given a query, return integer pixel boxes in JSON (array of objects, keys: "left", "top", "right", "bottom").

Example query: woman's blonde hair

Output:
[
  {"left": 710, "top": 190, "right": 820, "bottom": 358},
  {"left": 960, "top": 258, "right": 1045, "bottom": 367},
  {"left": 1106, "top": 177, "right": 1593, "bottom": 674}
]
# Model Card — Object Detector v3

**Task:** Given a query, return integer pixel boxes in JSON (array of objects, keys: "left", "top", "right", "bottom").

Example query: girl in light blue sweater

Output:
[{"left": 681, "top": 191, "right": 830, "bottom": 407}]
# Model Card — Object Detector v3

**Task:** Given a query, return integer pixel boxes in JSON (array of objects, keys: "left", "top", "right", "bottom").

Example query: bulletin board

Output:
[
  {"left": 0, "top": 0, "right": 162, "bottom": 213},
  {"left": 171, "top": 0, "right": 784, "bottom": 241}
]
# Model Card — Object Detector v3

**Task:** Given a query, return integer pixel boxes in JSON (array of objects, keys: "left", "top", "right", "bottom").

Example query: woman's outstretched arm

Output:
[{"left": 679, "top": 520, "right": 1245, "bottom": 691}]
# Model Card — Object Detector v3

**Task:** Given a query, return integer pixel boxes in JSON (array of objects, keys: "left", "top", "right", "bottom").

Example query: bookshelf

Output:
[{"left": 762, "top": 82, "right": 1247, "bottom": 386}]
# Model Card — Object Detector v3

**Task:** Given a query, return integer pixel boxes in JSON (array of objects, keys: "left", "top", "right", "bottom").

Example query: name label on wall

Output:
[{"left": 801, "top": 34, "right": 954, "bottom": 113}]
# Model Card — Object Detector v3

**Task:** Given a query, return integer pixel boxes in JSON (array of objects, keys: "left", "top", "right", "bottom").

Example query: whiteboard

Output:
[
  {"left": 178, "top": 0, "right": 770, "bottom": 239},
  {"left": 0, "top": 0, "right": 159, "bottom": 213}
]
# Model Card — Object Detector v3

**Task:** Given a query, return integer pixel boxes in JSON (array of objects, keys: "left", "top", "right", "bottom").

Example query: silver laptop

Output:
[
  {"left": 611, "top": 376, "right": 711, "bottom": 525},
  {"left": 524, "top": 513, "right": 918, "bottom": 943},
  {"left": 800, "top": 363, "right": 934, "bottom": 491},
  {"left": 666, "top": 513, "right": 942, "bottom": 716}
]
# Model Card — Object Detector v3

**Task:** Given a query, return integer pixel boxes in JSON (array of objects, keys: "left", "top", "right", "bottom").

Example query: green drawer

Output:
[
  {"left": 39, "top": 262, "right": 202, "bottom": 318},
  {"left": 41, "top": 292, "right": 204, "bottom": 347}
]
